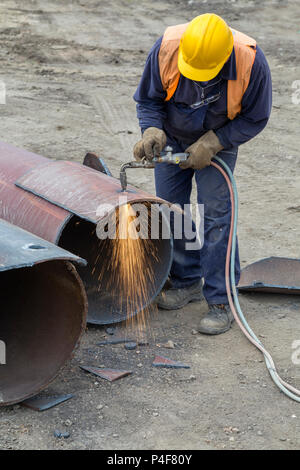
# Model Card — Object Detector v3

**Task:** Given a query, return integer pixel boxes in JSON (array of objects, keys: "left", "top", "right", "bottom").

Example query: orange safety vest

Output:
[{"left": 158, "top": 23, "right": 257, "bottom": 120}]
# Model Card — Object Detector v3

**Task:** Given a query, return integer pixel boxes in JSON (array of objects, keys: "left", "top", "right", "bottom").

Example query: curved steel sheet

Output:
[
  {"left": 0, "top": 220, "right": 87, "bottom": 406},
  {"left": 238, "top": 257, "right": 300, "bottom": 294},
  {"left": 0, "top": 218, "right": 86, "bottom": 271},
  {"left": 0, "top": 260, "right": 87, "bottom": 406},
  {"left": 0, "top": 141, "right": 71, "bottom": 243},
  {"left": 16, "top": 160, "right": 166, "bottom": 223}
]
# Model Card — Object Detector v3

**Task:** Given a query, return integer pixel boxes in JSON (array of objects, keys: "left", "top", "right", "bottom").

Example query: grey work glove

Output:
[
  {"left": 180, "top": 130, "right": 223, "bottom": 170},
  {"left": 133, "top": 127, "right": 167, "bottom": 161}
]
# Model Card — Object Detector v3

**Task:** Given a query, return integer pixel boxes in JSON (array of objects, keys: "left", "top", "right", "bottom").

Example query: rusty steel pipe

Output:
[
  {"left": 0, "top": 142, "right": 173, "bottom": 324},
  {"left": 0, "top": 219, "right": 87, "bottom": 406}
]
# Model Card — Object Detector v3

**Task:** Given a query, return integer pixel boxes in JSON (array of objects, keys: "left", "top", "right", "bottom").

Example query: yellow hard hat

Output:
[{"left": 178, "top": 13, "right": 234, "bottom": 81}]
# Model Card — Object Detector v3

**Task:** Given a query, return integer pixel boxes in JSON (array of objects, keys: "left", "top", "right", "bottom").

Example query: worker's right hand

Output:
[{"left": 133, "top": 127, "right": 166, "bottom": 161}]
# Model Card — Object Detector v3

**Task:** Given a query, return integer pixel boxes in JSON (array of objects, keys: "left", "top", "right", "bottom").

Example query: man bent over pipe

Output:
[{"left": 133, "top": 14, "right": 272, "bottom": 334}]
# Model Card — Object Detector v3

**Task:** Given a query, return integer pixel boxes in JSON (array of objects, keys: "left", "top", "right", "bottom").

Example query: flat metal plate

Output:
[
  {"left": 238, "top": 257, "right": 300, "bottom": 294},
  {"left": 0, "top": 218, "right": 86, "bottom": 271},
  {"left": 80, "top": 366, "right": 132, "bottom": 382},
  {"left": 16, "top": 160, "right": 165, "bottom": 224},
  {"left": 21, "top": 393, "right": 73, "bottom": 411},
  {"left": 152, "top": 356, "right": 190, "bottom": 369}
]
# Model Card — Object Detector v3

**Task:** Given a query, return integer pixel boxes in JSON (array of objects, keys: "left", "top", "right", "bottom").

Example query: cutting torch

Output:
[{"left": 119, "top": 146, "right": 189, "bottom": 191}]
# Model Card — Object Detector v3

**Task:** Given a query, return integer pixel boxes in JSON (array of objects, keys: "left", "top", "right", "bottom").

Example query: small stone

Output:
[
  {"left": 125, "top": 342, "right": 137, "bottom": 350},
  {"left": 64, "top": 420, "right": 72, "bottom": 427},
  {"left": 189, "top": 375, "right": 196, "bottom": 380},
  {"left": 54, "top": 430, "right": 70, "bottom": 439},
  {"left": 191, "top": 329, "right": 198, "bottom": 335},
  {"left": 113, "top": 434, "right": 119, "bottom": 438},
  {"left": 257, "top": 431, "right": 263, "bottom": 436},
  {"left": 96, "top": 404, "right": 104, "bottom": 410},
  {"left": 138, "top": 340, "right": 149, "bottom": 346},
  {"left": 153, "top": 412, "right": 159, "bottom": 417},
  {"left": 105, "top": 327, "right": 115, "bottom": 335},
  {"left": 137, "top": 363, "right": 143, "bottom": 368},
  {"left": 165, "top": 340, "right": 175, "bottom": 349},
  {"left": 279, "top": 438, "right": 286, "bottom": 442},
  {"left": 229, "top": 436, "right": 235, "bottom": 441}
]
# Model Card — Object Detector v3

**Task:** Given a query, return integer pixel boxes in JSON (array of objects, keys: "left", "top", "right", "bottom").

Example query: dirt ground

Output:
[{"left": 0, "top": 0, "right": 300, "bottom": 451}]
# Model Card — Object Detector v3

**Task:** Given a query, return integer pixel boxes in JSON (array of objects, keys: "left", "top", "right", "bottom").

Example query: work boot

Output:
[
  {"left": 156, "top": 279, "right": 204, "bottom": 310},
  {"left": 198, "top": 304, "right": 234, "bottom": 335}
]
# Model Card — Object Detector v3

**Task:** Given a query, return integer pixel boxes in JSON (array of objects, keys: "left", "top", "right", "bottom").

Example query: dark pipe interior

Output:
[
  {"left": 59, "top": 205, "right": 173, "bottom": 324},
  {"left": 0, "top": 261, "right": 85, "bottom": 406}
]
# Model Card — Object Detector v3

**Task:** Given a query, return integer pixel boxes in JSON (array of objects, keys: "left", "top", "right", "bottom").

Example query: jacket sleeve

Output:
[
  {"left": 215, "top": 46, "right": 272, "bottom": 149},
  {"left": 133, "top": 37, "right": 167, "bottom": 132}
]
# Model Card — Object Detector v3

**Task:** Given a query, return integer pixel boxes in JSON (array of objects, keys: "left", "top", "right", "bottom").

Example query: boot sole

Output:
[
  {"left": 198, "top": 319, "right": 235, "bottom": 335},
  {"left": 157, "top": 293, "right": 204, "bottom": 311}
]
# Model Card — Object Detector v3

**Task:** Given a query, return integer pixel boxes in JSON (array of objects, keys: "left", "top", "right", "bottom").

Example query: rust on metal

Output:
[
  {"left": 15, "top": 160, "right": 166, "bottom": 224},
  {"left": 238, "top": 257, "right": 300, "bottom": 294},
  {"left": 0, "top": 219, "right": 87, "bottom": 406},
  {"left": 0, "top": 141, "right": 173, "bottom": 325},
  {"left": 83, "top": 152, "right": 112, "bottom": 176},
  {"left": 0, "top": 141, "right": 71, "bottom": 243},
  {"left": 80, "top": 365, "right": 132, "bottom": 382}
]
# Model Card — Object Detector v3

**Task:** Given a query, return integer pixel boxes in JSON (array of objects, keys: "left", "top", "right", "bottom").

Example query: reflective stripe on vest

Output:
[{"left": 158, "top": 24, "right": 257, "bottom": 120}]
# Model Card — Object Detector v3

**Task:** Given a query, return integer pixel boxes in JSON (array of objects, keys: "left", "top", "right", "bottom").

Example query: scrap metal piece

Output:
[
  {"left": 83, "top": 152, "right": 112, "bottom": 176},
  {"left": 238, "top": 257, "right": 300, "bottom": 294},
  {"left": 21, "top": 393, "right": 73, "bottom": 411},
  {"left": 152, "top": 356, "right": 190, "bottom": 369},
  {"left": 80, "top": 366, "right": 132, "bottom": 382}
]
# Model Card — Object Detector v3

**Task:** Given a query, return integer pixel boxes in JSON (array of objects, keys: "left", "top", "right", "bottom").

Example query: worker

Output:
[{"left": 133, "top": 13, "right": 272, "bottom": 335}]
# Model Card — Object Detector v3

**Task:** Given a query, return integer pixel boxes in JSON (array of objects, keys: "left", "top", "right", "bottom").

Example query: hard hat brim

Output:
[{"left": 178, "top": 47, "right": 229, "bottom": 82}]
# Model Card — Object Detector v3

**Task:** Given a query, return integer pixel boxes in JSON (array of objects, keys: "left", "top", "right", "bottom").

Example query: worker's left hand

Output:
[{"left": 180, "top": 130, "right": 223, "bottom": 170}]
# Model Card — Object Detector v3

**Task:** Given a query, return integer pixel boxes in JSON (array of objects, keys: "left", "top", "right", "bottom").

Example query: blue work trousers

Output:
[{"left": 155, "top": 138, "right": 240, "bottom": 305}]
